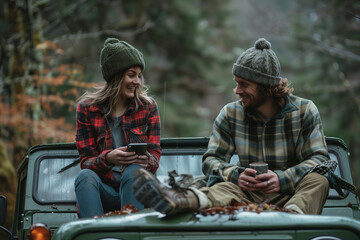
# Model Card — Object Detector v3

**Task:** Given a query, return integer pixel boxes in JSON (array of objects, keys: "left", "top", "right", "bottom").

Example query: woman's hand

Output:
[
  {"left": 106, "top": 146, "right": 149, "bottom": 168},
  {"left": 106, "top": 146, "right": 137, "bottom": 165},
  {"left": 132, "top": 154, "right": 149, "bottom": 168}
]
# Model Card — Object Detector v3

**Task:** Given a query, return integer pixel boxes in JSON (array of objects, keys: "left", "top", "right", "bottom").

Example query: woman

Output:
[{"left": 74, "top": 38, "right": 161, "bottom": 218}]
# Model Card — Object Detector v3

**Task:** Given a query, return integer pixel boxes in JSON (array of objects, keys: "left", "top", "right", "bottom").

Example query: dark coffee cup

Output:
[{"left": 249, "top": 162, "right": 268, "bottom": 175}]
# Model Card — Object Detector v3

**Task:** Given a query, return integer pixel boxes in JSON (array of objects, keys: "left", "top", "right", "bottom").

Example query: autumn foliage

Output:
[{"left": 0, "top": 40, "right": 97, "bottom": 167}]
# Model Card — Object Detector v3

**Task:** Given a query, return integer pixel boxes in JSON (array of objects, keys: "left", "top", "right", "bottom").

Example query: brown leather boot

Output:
[{"left": 132, "top": 168, "right": 200, "bottom": 215}]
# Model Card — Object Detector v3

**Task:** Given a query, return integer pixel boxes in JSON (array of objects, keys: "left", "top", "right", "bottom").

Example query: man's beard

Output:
[{"left": 241, "top": 92, "right": 267, "bottom": 111}]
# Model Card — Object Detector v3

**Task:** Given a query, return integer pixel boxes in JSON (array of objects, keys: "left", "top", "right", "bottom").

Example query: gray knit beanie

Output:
[
  {"left": 232, "top": 38, "right": 281, "bottom": 86},
  {"left": 100, "top": 38, "right": 145, "bottom": 82}
]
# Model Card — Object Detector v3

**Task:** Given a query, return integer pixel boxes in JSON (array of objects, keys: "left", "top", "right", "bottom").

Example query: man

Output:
[{"left": 132, "top": 38, "right": 332, "bottom": 215}]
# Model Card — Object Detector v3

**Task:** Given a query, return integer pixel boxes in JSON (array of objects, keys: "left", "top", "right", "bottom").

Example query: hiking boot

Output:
[{"left": 132, "top": 168, "right": 199, "bottom": 215}]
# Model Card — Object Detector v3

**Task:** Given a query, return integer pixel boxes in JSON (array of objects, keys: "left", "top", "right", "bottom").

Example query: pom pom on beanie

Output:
[
  {"left": 232, "top": 38, "right": 281, "bottom": 86},
  {"left": 100, "top": 38, "right": 145, "bottom": 82}
]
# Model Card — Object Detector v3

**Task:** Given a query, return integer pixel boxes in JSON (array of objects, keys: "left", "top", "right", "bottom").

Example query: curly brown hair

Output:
[{"left": 258, "top": 78, "right": 294, "bottom": 106}]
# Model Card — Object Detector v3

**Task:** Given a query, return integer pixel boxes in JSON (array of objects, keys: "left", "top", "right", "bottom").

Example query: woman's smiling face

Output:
[{"left": 120, "top": 66, "right": 143, "bottom": 100}]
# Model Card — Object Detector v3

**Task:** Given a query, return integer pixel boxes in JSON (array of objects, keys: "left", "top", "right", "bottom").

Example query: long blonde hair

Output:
[{"left": 77, "top": 72, "right": 153, "bottom": 116}]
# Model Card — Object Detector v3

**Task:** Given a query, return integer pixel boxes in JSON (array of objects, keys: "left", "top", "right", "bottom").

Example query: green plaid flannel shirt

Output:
[{"left": 203, "top": 95, "right": 336, "bottom": 195}]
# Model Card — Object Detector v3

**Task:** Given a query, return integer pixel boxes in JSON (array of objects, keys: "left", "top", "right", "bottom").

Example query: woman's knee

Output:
[
  {"left": 121, "top": 164, "right": 142, "bottom": 182},
  {"left": 75, "top": 169, "right": 101, "bottom": 188}
]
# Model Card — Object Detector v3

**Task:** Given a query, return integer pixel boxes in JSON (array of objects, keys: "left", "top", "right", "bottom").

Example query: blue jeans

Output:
[{"left": 74, "top": 164, "right": 144, "bottom": 218}]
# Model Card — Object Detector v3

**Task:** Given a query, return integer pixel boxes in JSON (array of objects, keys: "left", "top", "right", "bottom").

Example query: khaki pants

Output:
[{"left": 200, "top": 172, "right": 329, "bottom": 214}]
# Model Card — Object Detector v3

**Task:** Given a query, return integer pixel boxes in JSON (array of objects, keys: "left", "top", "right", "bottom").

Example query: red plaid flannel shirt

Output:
[{"left": 75, "top": 98, "right": 161, "bottom": 188}]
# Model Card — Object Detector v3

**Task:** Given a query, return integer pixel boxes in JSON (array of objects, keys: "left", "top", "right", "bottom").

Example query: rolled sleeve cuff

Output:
[
  {"left": 103, "top": 150, "right": 113, "bottom": 166},
  {"left": 229, "top": 166, "right": 246, "bottom": 185},
  {"left": 229, "top": 169, "right": 239, "bottom": 185},
  {"left": 275, "top": 170, "right": 294, "bottom": 195}
]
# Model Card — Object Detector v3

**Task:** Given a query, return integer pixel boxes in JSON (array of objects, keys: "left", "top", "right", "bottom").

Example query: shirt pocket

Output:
[{"left": 129, "top": 125, "right": 148, "bottom": 143}]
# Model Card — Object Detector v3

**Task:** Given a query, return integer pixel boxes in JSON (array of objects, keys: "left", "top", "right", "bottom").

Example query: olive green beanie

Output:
[
  {"left": 100, "top": 38, "right": 145, "bottom": 82},
  {"left": 232, "top": 38, "right": 281, "bottom": 86}
]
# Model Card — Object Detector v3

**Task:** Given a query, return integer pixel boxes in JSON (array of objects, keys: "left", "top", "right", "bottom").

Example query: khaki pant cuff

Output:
[
  {"left": 285, "top": 204, "right": 304, "bottom": 214},
  {"left": 189, "top": 187, "right": 209, "bottom": 209}
]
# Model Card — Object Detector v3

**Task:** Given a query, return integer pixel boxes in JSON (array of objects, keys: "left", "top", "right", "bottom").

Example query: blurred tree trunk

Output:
[
  {"left": 1, "top": 2, "right": 27, "bottom": 237},
  {"left": 0, "top": 127, "right": 17, "bottom": 239},
  {"left": 1, "top": 1, "right": 44, "bottom": 236},
  {"left": 3, "top": 0, "right": 45, "bottom": 167},
  {"left": 7, "top": 0, "right": 28, "bottom": 168}
]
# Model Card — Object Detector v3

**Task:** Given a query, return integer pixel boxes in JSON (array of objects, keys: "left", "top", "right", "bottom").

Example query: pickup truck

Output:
[{"left": 1, "top": 137, "right": 360, "bottom": 240}]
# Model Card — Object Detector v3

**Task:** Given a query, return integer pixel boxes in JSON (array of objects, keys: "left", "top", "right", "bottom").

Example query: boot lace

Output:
[{"left": 166, "top": 170, "right": 194, "bottom": 192}]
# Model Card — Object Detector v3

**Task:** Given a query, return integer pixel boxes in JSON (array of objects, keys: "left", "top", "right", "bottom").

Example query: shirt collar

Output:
[
  {"left": 244, "top": 95, "right": 299, "bottom": 122},
  {"left": 274, "top": 94, "right": 299, "bottom": 119}
]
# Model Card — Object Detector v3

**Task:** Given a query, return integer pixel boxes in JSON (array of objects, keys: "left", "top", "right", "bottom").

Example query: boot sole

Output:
[{"left": 133, "top": 169, "right": 174, "bottom": 214}]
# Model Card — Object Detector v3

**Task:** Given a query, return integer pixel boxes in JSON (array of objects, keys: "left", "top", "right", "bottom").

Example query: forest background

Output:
[{"left": 0, "top": 0, "right": 359, "bottom": 233}]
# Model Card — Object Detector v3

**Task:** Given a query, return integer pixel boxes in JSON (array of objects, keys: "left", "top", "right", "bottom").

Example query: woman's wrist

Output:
[{"left": 104, "top": 150, "right": 113, "bottom": 165}]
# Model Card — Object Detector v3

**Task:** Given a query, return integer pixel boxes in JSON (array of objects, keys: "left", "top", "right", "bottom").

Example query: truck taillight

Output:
[{"left": 27, "top": 223, "right": 51, "bottom": 240}]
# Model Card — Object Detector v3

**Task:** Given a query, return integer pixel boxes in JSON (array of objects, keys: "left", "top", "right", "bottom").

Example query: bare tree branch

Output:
[
  {"left": 43, "top": 0, "right": 91, "bottom": 35},
  {"left": 347, "top": 11, "right": 360, "bottom": 20},
  {"left": 333, "top": 62, "right": 360, "bottom": 111},
  {"left": 314, "top": 38, "right": 360, "bottom": 62},
  {"left": 52, "top": 21, "right": 154, "bottom": 42}
]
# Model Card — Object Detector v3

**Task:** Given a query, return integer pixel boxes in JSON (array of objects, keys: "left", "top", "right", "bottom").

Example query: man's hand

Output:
[
  {"left": 238, "top": 168, "right": 280, "bottom": 193},
  {"left": 254, "top": 170, "right": 280, "bottom": 193},
  {"left": 238, "top": 168, "right": 261, "bottom": 191}
]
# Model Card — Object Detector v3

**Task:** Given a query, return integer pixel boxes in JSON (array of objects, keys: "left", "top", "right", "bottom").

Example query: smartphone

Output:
[{"left": 126, "top": 143, "right": 148, "bottom": 155}]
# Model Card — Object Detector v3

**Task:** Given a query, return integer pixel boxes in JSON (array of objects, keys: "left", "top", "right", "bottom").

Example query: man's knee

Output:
[
  {"left": 201, "top": 181, "right": 245, "bottom": 207},
  {"left": 303, "top": 172, "right": 329, "bottom": 189},
  {"left": 292, "top": 172, "right": 329, "bottom": 214},
  {"left": 298, "top": 172, "right": 330, "bottom": 203}
]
